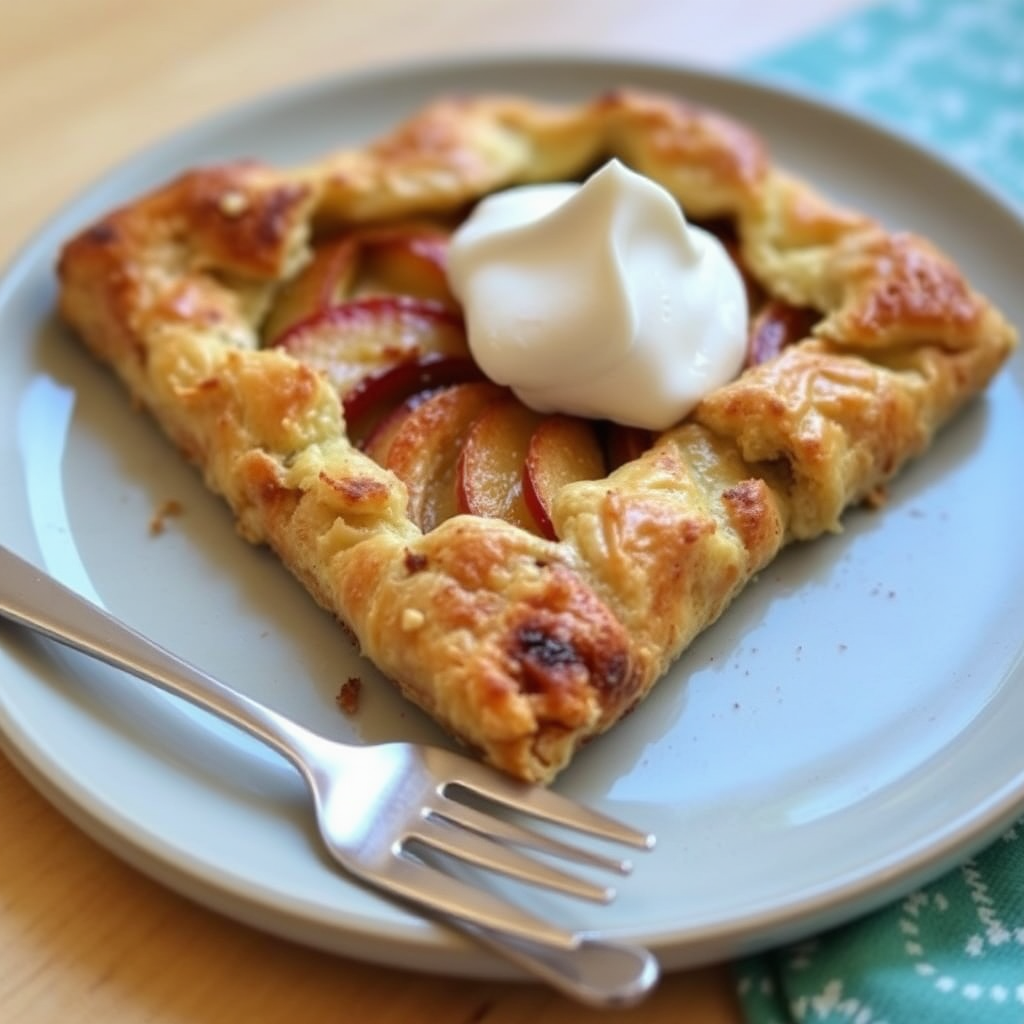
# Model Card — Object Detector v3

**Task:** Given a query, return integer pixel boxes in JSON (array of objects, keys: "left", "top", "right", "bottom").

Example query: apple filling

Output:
[{"left": 263, "top": 219, "right": 819, "bottom": 539}]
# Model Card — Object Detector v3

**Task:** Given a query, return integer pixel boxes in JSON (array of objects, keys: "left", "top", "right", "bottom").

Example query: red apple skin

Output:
[
  {"left": 262, "top": 237, "right": 358, "bottom": 345},
  {"left": 604, "top": 423, "right": 654, "bottom": 471},
  {"left": 358, "top": 229, "right": 454, "bottom": 306},
  {"left": 456, "top": 399, "right": 545, "bottom": 534},
  {"left": 522, "top": 416, "right": 606, "bottom": 540},
  {"left": 360, "top": 388, "right": 437, "bottom": 466},
  {"left": 263, "top": 225, "right": 453, "bottom": 347},
  {"left": 274, "top": 294, "right": 469, "bottom": 402},
  {"left": 747, "top": 299, "right": 819, "bottom": 367},
  {"left": 381, "top": 381, "right": 506, "bottom": 532},
  {"left": 343, "top": 353, "right": 484, "bottom": 433}
]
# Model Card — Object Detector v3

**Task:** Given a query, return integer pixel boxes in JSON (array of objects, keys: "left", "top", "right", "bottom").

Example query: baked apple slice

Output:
[
  {"left": 361, "top": 392, "right": 425, "bottom": 466},
  {"left": 343, "top": 352, "right": 483, "bottom": 436},
  {"left": 381, "top": 381, "right": 506, "bottom": 531},
  {"left": 523, "top": 415, "right": 606, "bottom": 540},
  {"left": 274, "top": 294, "right": 470, "bottom": 402},
  {"left": 456, "top": 398, "right": 544, "bottom": 533},
  {"left": 747, "top": 299, "right": 820, "bottom": 367},
  {"left": 604, "top": 422, "right": 654, "bottom": 471},
  {"left": 357, "top": 227, "right": 454, "bottom": 305},
  {"left": 262, "top": 237, "right": 358, "bottom": 345}
]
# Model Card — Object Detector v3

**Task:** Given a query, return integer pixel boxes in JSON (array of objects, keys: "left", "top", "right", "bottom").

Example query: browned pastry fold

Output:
[{"left": 56, "top": 90, "right": 1017, "bottom": 782}]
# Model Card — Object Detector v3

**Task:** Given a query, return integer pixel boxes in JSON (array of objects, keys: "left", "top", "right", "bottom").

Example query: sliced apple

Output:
[
  {"left": 747, "top": 299, "right": 819, "bottom": 367},
  {"left": 358, "top": 228, "right": 454, "bottom": 305},
  {"left": 262, "top": 237, "right": 358, "bottom": 345},
  {"left": 360, "top": 367, "right": 496, "bottom": 464},
  {"left": 523, "top": 416, "right": 606, "bottom": 540},
  {"left": 360, "top": 390, "right": 433, "bottom": 465},
  {"left": 381, "top": 381, "right": 506, "bottom": 532},
  {"left": 604, "top": 422, "right": 654, "bottom": 472},
  {"left": 275, "top": 294, "right": 469, "bottom": 401},
  {"left": 456, "top": 399, "right": 544, "bottom": 533},
  {"left": 343, "top": 352, "right": 483, "bottom": 436}
]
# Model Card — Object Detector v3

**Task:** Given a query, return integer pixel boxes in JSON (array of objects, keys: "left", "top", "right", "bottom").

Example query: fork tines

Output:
[{"left": 415, "top": 748, "right": 655, "bottom": 898}]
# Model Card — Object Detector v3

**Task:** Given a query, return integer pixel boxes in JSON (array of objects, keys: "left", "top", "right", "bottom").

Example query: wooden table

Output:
[{"left": 0, "top": 1, "right": 863, "bottom": 1020}]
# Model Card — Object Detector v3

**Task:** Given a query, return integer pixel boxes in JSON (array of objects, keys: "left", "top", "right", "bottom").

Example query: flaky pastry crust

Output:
[{"left": 57, "top": 89, "right": 1017, "bottom": 782}]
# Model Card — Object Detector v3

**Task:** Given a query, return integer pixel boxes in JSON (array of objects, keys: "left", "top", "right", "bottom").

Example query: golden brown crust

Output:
[{"left": 56, "top": 89, "right": 1017, "bottom": 782}]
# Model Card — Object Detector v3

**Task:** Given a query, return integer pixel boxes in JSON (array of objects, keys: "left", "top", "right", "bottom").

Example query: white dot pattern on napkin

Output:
[{"left": 749, "top": 0, "right": 1024, "bottom": 209}]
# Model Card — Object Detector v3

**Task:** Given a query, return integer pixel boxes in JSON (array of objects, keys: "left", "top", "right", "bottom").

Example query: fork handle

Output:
[
  {"left": 455, "top": 921, "right": 659, "bottom": 1008},
  {"left": 0, "top": 544, "right": 318, "bottom": 777}
]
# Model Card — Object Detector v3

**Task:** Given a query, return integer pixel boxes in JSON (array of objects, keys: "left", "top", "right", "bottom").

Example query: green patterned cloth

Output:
[
  {"left": 736, "top": 1, "right": 1024, "bottom": 1021},
  {"left": 736, "top": 824, "right": 1024, "bottom": 1023},
  {"left": 748, "top": 0, "right": 1024, "bottom": 208}
]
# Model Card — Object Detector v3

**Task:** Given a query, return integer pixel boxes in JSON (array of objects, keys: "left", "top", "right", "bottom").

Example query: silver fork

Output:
[{"left": 0, "top": 544, "right": 658, "bottom": 1006}]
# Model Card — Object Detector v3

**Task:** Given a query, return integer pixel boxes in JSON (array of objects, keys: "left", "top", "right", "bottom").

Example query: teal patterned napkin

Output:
[
  {"left": 748, "top": 0, "right": 1024, "bottom": 208},
  {"left": 736, "top": 1, "right": 1024, "bottom": 1022},
  {"left": 736, "top": 825, "right": 1024, "bottom": 1023}
]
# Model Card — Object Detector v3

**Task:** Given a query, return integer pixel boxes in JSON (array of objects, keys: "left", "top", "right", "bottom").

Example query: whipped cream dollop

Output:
[{"left": 446, "top": 159, "right": 748, "bottom": 431}]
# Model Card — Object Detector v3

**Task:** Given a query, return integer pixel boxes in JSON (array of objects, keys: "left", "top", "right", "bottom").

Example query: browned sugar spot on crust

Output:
[
  {"left": 235, "top": 449, "right": 298, "bottom": 513},
  {"left": 517, "top": 626, "right": 580, "bottom": 667},
  {"left": 513, "top": 623, "right": 583, "bottom": 697},
  {"left": 318, "top": 471, "right": 390, "bottom": 506},
  {"left": 404, "top": 550, "right": 429, "bottom": 573},
  {"left": 855, "top": 233, "right": 979, "bottom": 335},
  {"left": 511, "top": 617, "right": 631, "bottom": 703},
  {"left": 258, "top": 474, "right": 295, "bottom": 506},
  {"left": 722, "top": 479, "right": 766, "bottom": 519},
  {"left": 722, "top": 477, "right": 782, "bottom": 557}
]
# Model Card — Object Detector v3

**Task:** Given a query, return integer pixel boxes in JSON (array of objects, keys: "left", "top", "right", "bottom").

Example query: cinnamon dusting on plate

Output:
[
  {"left": 336, "top": 677, "right": 362, "bottom": 715},
  {"left": 149, "top": 498, "right": 184, "bottom": 535}
]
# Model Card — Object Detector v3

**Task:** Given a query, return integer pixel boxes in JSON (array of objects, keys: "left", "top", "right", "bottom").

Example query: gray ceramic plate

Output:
[{"left": 1, "top": 55, "right": 1023, "bottom": 977}]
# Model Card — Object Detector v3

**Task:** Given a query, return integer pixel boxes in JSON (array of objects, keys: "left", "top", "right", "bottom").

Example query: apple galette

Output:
[{"left": 57, "top": 89, "right": 1017, "bottom": 782}]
